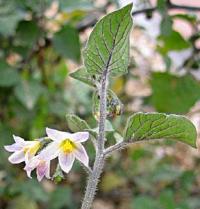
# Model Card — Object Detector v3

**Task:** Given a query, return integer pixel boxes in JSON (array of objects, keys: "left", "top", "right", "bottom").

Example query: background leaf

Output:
[
  {"left": 157, "top": 31, "right": 191, "bottom": 54},
  {"left": 124, "top": 112, "right": 197, "bottom": 147},
  {"left": 59, "top": 0, "right": 93, "bottom": 12},
  {"left": 14, "top": 79, "right": 43, "bottom": 110},
  {"left": 0, "top": 60, "right": 20, "bottom": 87},
  {"left": 0, "top": 1, "right": 24, "bottom": 36},
  {"left": 16, "top": 20, "right": 41, "bottom": 47},
  {"left": 52, "top": 25, "right": 81, "bottom": 62},
  {"left": 150, "top": 72, "right": 200, "bottom": 113}
]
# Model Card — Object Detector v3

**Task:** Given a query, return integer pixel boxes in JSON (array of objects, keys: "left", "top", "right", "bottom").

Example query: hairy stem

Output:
[
  {"left": 81, "top": 154, "right": 104, "bottom": 209},
  {"left": 104, "top": 141, "right": 128, "bottom": 156},
  {"left": 81, "top": 70, "right": 108, "bottom": 209}
]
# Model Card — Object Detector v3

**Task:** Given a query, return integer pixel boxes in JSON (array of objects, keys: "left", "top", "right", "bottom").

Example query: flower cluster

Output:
[{"left": 4, "top": 128, "right": 89, "bottom": 181}]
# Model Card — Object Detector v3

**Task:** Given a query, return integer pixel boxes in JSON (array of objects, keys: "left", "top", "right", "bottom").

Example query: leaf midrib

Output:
[{"left": 102, "top": 12, "right": 130, "bottom": 74}]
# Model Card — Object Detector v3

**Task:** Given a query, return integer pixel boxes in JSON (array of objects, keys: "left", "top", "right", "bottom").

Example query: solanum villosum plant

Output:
[{"left": 4, "top": 4, "right": 198, "bottom": 209}]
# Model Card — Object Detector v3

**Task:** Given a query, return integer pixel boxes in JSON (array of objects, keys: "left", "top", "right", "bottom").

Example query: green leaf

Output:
[
  {"left": 14, "top": 79, "right": 43, "bottom": 110},
  {"left": 150, "top": 72, "right": 200, "bottom": 113},
  {"left": 15, "top": 20, "right": 41, "bottom": 47},
  {"left": 52, "top": 25, "right": 81, "bottom": 62},
  {"left": 70, "top": 67, "right": 95, "bottom": 87},
  {"left": 159, "top": 190, "right": 176, "bottom": 209},
  {"left": 124, "top": 112, "right": 197, "bottom": 148},
  {"left": 83, "top": 4, "right": 133, "bottom": 77},
  {"left": 157, "top": 31, "right": 191, "bottom": 54},
  {"left": 16, "top": 0, "right": 53, "bottom": 13},
  {"left": 0, "top": 1, "right": 24, "bottom": 36},
  {"left": 53, "top": 60, "right": 68, "bottom": 84},
  {"left": 66, "top": 114, "right": 90, "bottom": 132},
  {"left": 152, "top": 164, "right": 182, "bottom": 183},
  {"left": 0, "top": 60, "right": 20, "bottom": 87},
  {"left": 172, "top": 14, "right": 197, "bottom": 24},
  {"left": 59, "top": 0, "right": 93, "bottom": 12}
]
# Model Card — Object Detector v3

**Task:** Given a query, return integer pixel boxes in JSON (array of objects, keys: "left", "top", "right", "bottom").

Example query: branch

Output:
[
  {"left": 132, "top": 1, "right": 200, "bottom": 16},
  {"left": 76, "top": 2, "right": 111, "bottom": 32},
  {"left": 169, "top": 1, "right": 200, "bottom": 11},
  {"left": 77, "top": 1, "right": 200, "bottom": 33},
  {"left": 132, "top": 7, "right": 156, "bottom": 16}
]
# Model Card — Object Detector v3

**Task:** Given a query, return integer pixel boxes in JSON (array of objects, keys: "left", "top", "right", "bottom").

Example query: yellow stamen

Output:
[
  {"left": 60, "top": 139, "right": 76, "bottom": 154},
  {"left": 23, "top": 141, "right": 41, "bottom": 155}
]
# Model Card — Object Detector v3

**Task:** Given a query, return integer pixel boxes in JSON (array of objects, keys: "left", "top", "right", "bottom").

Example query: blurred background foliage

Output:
[{"left": 1, "top": 0, "right": 200, "bottom": 209}]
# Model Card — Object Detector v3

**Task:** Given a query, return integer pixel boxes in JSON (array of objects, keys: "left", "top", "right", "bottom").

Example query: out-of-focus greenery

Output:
[{"left": 1, "top": 0, "right": 200, "bottom": 209}]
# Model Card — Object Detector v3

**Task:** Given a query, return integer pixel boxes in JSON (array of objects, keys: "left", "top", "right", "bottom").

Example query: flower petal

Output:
[
  {"left": 4, "top": 143, "right": 22, "bottom": 152},
  {"left": 8, "top": 150, "right": 25, "bottom": 164},
  {"left": 24, "top": 157, "right": 40, "bottom": 178},
  {"left": 36, "top": 161, "right": 49, "bottom": 182},
  {"left": 39, "top": 141, "right": 60, "bottom": 161},
  {"left": 71, "top": 132, "right": 89, "bottom": 143},
  {"left": 13, "top": 135, "right": 25, "bottom": 144},
  {"left": 46, "top": 127, "right": 72, "bottom": 141},
  {"left": 74, "top": 143, "right": 89, "bottom": 167},
  {"left": 45, "top": 161, "right": 51, "bottom": 179},
  {"left": 58, "top": 152, "right": 75, "bottom": 173}
]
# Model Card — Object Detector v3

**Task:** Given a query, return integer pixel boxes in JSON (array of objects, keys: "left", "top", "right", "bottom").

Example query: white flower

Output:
[
  {"left": 24, "top": 155, "right": 50, "bottom": 182},
  {"left": 40, "top": 128, "right": 89, "bottom": 173},
  {"left": 4, "top": 135, "right": 41, "bottom": 164}
]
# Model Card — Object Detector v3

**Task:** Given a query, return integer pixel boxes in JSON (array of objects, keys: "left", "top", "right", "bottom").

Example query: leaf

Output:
[
  {"left": 66, "top": 114, "right": 90, "bottom": 132},
  {"left": 70, "top": 67, "right": 95, "bottom": 87},
  {"left": 172, "top": 14, "right": 197, "bottom": 24},
  {"left": 150, "top": 72, "right": 200, "bottom": 113},
  {"left": 52, "top": 25, "right": 81, "bottom": 62},
  {"left": 15, "top": 20, "right": 41, "bottom": 47},
  {"left": 152, "top": 165, "right": 182, "bottom": 183},
  {"left": 59, "top": 0, "right": 93, "bottom": 12},
  {"left": 0, "top": 60, "right": 20, "bottom": 87},
  {"left": 14, "top": 79, "right": 43, "bottom": 110},
  {"left": 159, "top": 190, "right": 176, "bottom": 209},
  {"left": 0, "top": 1, "right": 24, "bottom": 36},
  {"left": 16, "top": 0, "right": 53, "bottom": 13},
  {"left": 83, "top": 4, "right": 133, "bottom": 77},
  {"left": 124, "top": 112, "right": 197, "bottom": 148},
  {"left": 157, "top": 31, "right": 191, "bottom": 54},
  {"left": 53, "top": 60, "right": 68, "bottom": 84}
]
